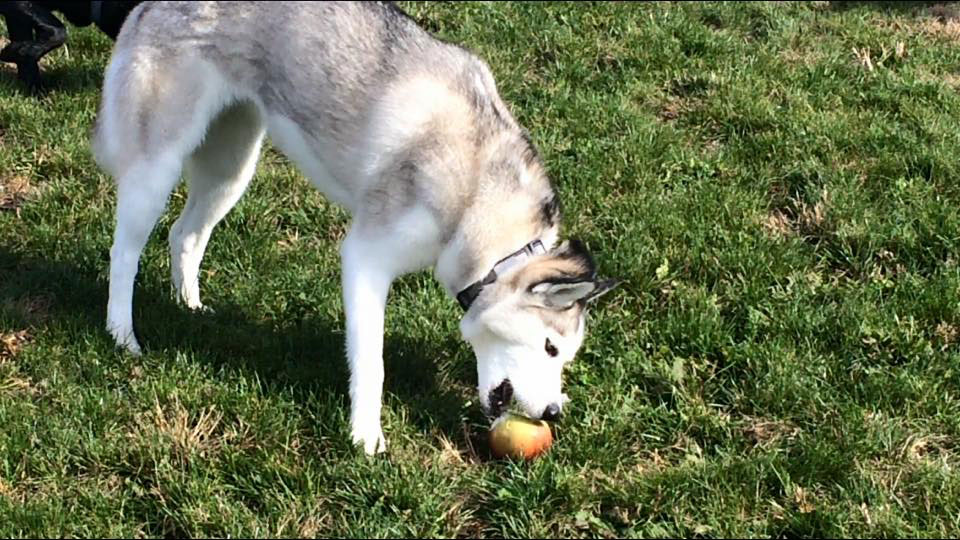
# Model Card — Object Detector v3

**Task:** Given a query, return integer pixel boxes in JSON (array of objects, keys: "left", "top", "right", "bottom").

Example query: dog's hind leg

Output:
[
  {"left": 169, "top": 102, "right": 265, "bottom": 311},
  {"left": 107, "top": 156, "right": 184, "bottom": 355},
  {"left": 97, "top": 55, "right": 238, "bottom": 355}
]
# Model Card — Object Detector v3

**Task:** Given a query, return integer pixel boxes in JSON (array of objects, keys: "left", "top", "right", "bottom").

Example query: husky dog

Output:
[{"left": 92, "top": 1, "right": 618, "bottom": 454}]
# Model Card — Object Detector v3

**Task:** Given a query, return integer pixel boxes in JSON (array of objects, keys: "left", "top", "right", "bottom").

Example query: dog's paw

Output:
[
  {"left": 108, "top": 325, "right": 142, "bottom": 357},
  {"left": 351, "top": 424, "right": 387, "bottom": 455},
  {"left": 115, "top": 336, "right": 142, "bottom": 357},
  {"left": 189, "top": 302, "right": 215, "bottom": 315},
  {"left": 174, "top": 289, "right": 211, "bottom": 314}
]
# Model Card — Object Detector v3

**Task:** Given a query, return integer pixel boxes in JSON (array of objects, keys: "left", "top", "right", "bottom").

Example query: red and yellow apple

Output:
[{"left": 488, "top": 412, "right": 553, "bottom": 460}]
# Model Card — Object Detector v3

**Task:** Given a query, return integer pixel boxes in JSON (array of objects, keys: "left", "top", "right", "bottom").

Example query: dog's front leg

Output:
[{"left": 341, "top": 229, "right": 395, "bottom": 455}]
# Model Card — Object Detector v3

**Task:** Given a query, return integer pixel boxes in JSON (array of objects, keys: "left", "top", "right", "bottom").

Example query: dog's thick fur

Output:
[
  {"left": 0, "top": 1, "right": 141, "bottom": 90},
  {"left": 92, "top": 1, "right": 617, "bottom": 454}
]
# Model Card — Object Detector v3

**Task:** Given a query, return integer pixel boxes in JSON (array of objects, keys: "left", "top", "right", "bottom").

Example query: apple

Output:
[{"left": 488, "top": 412, "right": 554, "bottom": 460}]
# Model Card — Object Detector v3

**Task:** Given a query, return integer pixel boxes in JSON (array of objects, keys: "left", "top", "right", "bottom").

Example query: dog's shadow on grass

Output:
[
  {"left": 0, "top": 247, "right": 486, "bottom": 455},
  {"left": 36, "top": 61, "right": 106, "bottom": 95}
]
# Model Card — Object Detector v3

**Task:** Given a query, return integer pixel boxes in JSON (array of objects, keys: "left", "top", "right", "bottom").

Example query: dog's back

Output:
[{"left": 95, "top": 1, "right": 549, "bottom": 225}]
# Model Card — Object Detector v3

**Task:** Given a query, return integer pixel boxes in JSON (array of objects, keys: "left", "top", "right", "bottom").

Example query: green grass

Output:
[{"left": 2, "top": 1, "right": 960, "bottom": 537}]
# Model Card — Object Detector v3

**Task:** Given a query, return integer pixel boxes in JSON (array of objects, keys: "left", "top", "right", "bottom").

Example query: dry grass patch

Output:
[
  {"left": 921, "top": 3, "right": 960, "bottom": 40},
  {"left": 0, "top": 174, "right": 37, "bottom": 215},
  {"left": 778, "top": 46, "right": 826, "bottom": 67},
  {"left": 851, "top": 41, "right": 907, "bottom": 73},
  {"left": 933, "top": 322, "right": 958, "bottom": 351},
  {"left": 741, "top": 416, "right": 801, "bottom": 449},
  {"left": 900, "top": 433, "right": 955, "bottom": 467},
  {"left": 763, "top": 189, "right": 832, "bottom": 240},
  {"left": 763, "top": 210, "right": 794, "bottom": 238},
  {"left": 0, "top": 329, "right": 31, "bottom": 360},
  {"left": 129, "top": 397, "right": 227, "bottom": 464}
]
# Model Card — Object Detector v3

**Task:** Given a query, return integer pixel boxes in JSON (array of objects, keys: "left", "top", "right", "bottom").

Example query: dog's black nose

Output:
[{"left": 541, "top": 403, "right": 562, "bottom": 422}]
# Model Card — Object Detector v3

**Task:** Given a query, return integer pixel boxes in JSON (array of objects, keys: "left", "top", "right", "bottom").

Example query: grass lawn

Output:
[{"left": 2, "top": 1, "right": 960, "bottom": 537}]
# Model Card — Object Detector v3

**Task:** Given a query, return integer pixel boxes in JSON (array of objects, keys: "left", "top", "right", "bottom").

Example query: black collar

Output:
[{"left": 456, "top": 239, "right": 546, "bottom": 311}]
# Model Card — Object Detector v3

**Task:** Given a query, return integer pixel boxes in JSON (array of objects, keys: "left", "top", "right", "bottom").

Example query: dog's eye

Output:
[{"left": 545, "top": 338, "right": 558, "bottom": 358}]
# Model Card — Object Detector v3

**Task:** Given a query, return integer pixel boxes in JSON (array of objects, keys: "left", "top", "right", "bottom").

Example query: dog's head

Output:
[{"left": 459, "top": 239, "right": 618, "bottom": 422}]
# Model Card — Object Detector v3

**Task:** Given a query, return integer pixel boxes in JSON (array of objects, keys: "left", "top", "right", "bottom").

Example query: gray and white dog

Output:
[{"left": 92, "top": 1, "right": 618, "bottom": 454}]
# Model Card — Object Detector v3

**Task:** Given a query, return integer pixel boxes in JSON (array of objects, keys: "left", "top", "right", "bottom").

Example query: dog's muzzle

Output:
[
  {"left": 486, "top": 379, "right": 514, "bottom": 418},
  {"left": 486, "top": 380, "right": 564, "bottom": 421}
]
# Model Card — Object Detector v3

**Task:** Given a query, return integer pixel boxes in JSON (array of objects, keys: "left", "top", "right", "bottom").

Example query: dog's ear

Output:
[
  {"left": 521, "top": 239, "right": 621, "bottom": 309},
  {"left": 530, "top": 279, "right": 598, "bottom": 309},
  {"left": 582, "top": 278, "right": 620, "bottom": 304},
  {"left": 529, "top": 278, "right": 620, "bottom": 309}
]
